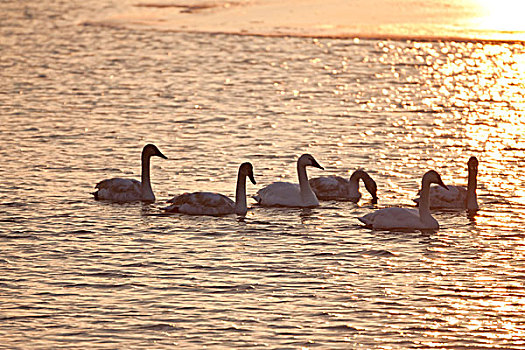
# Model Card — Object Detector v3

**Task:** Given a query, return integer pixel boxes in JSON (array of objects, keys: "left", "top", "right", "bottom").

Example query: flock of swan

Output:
[{"left": 93, "top": 144, "right": 479, "bottom": 231}]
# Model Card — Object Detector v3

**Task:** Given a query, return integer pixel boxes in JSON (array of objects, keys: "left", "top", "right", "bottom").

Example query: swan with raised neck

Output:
[
  {"left": 253, "top": 154, "right": 324, "bottom": 208},
  {"left": 359, "top": 170, "right": 448, "bottom": 230},
  {"left": 414, "top": 156, "right": 479, "bottom": 210},
  {"left": 165, "top": 162, "right": 256, "bottom": 216},
  {"left": 93, "top": 144, "right": 167, "bottom": 202}
]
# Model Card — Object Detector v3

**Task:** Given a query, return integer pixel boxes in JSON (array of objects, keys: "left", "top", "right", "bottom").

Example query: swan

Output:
[
  {"left": 253, "top": 154, "right": 324, "bottom": 208},
  {"left": 414, "top": 156, "right": 479, "bottom": 210},
  {"left": 309, "top": 169, "right": 378, "bottom": 203},
  {"left": 358, "top": 170, "right": 448, "bottom": 230},
  {"left": 165, "top": 162, "right": 256, "bottom": 216},
  {"left": 93, "top": 144, "right": 167, "bottom": 202}
]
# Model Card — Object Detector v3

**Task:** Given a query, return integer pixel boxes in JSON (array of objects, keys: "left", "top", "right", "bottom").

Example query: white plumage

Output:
[
  {"left": 309, "top": 169, "right": 378, "bottom": 203},
  {"left": 165, "top": 162, "right": 256, "bottom": 216},
  {"left": 166, "top": 192, "right": 236, "bottom": 216},
  {"left": 253, "top": 154, "right": 324, "bottom": 208},
  {"left": 254, "top": 182, "right": 304, "bottom": 207},
  {"left": 93, "top": 144, "right": 167, "bottom": 202},
  {"left": 358, "top": 170, "right": 448, "bottom": 231},
  {"left": 94, "top": 178, "right": 142, "bottom": 202},
  {"left": 426, "top": 186, "right": 466, "bottom": 208}
]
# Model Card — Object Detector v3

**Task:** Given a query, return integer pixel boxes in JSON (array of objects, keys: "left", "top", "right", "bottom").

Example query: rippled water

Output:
[{"left": 2, "top": 0, "right": 525, "bottom": 348}]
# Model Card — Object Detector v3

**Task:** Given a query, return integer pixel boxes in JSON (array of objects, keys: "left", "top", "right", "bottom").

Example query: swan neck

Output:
[
  {"left": 298, "top": 163, "right": 310, "bottom": 193},
  {"left": 141, "top": 153, "right": 154, "bottom": 201},
  {"left": 297, "top": 162, "right": 318, "bottom": 205},
  {"left": 418, "top": 179, "right": 433, "bottom": 222},
  {"left": 467, "top": 167, "right": 478, "bottom": 210},
  {"left": 235, "top": 170, "right": 248, "bottom": 215},
  {"left": 348, "top": 173, "right": 360, "bottom": 192}
]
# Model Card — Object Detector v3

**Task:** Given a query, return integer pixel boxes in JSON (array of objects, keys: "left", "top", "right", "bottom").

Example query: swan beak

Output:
[
  {"left": 438, "top": 180, "right": 449, "bottom": 191},
  {"left": 249, "top": 173, "right": 256, "bottom": 185},
  {"left": 157, "top": 150, "right": 168, "bottom": 160},
  {"left": 312, "top": 159, "right": 324, "bottom": 170}
]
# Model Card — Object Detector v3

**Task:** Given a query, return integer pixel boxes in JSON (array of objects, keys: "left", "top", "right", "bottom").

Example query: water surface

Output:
[{"left": 1, "top": 0, "right": 525, "bottom": 348}]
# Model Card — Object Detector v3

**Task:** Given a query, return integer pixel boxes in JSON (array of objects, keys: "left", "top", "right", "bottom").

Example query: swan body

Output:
[
  {"left": 359, "top": 170, "right": 448, "bottom": 230},
  {"left": 93, "top": 144, "right": 167, "bottom": 202},
  {"left": 309, "top": 169, "right": 378, "bottom": 203},
  {"left": 253, "top": 154, "right": 324, "bottom": 208},
  {"left": 165, "top": 162, "right": 256, "bottom": 216},
  {"left": 414, "top": 156, "right": 478, "bottom": 210}
]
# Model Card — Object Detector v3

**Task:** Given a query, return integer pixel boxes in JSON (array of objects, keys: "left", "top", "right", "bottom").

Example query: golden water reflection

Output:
[{"left": 374, "top": 40, "right": 525, "bottom": 211}]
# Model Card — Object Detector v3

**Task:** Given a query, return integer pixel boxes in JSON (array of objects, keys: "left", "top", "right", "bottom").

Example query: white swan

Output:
[
  {"left": 253, "top": 154, "right": 324, "bottom": 208},
  {"left": 414, "top": 156, "right": 479, "bottom": 210},
  {"left": 93, "top": 144, "right": 167, "bottom": 202},
  {"left": 309, "top": 169, "right": 378, "bottom": 203},
  {"left": 358, "top": 170, "right": 448, "bottom": 230},
  {"left": 165, "top": 162, "right": 256, "bottom": 216}
]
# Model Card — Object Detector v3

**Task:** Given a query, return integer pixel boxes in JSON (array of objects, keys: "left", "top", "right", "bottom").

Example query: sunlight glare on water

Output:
[
  {"left": 475, "top": 0, "right": 525, "bottom": 33},
  {"left": 1, "top": 0, "right": 525, "bottom": 348}
]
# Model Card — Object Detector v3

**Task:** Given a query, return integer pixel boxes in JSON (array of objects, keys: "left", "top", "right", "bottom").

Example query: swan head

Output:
[
  {"left": 142, "top": 144, "right": 168, "bottom": 160},
  {"left": 468, "top": 156, "right": 478, "bottom": 173},
  {"left": 298, "top": 154, "right": 324, "bottom": 170},
  {"left": 423, "top": 170, "right": 448, "bottom": 190},
  {"left": 239, "top": 162, "right": 256, "bottom": 185},
  {"left": 351, "top": 169, "right": 378, "bottom": 203}
]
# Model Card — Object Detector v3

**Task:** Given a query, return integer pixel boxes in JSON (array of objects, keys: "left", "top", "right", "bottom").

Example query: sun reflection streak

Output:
[{"left": 423, "top": 41, "right": 525, "bottom": 211}]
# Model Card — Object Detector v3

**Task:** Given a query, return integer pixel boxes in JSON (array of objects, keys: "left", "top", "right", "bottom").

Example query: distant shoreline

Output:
[
  {"left": 82, "top": 21, "right": 525, "bottom": 44},
  {"left": 83, "top": 0, "right": 525, "bottom": 43}
]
